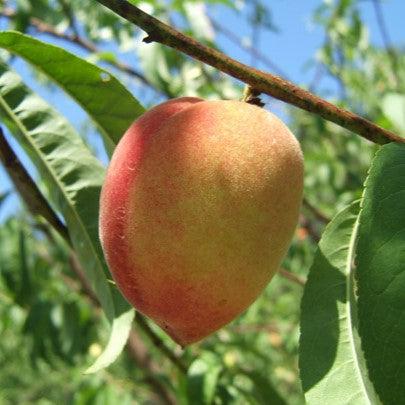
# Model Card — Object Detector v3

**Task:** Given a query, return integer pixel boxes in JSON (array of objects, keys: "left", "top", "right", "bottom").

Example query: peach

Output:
[{"left": 99, "top": 97, "right": 303, "bottom": 345}]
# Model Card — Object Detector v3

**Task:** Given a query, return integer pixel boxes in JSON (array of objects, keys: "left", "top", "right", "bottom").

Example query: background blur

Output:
[{"left": 0, "top": 0, "right": 404, "bottom": 403}]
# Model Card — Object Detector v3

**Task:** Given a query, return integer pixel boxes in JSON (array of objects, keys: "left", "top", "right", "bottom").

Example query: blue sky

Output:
[{"left": 0, "top": 0, "right": 404, "bottom": 222}]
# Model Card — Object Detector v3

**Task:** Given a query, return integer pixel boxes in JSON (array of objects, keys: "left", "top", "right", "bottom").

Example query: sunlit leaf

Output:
[
  {"left": 0, "top": 60, "right": 127, "bottom": 321},
  {"left": 0, "top": 31, "right": 144, "bottom": 156},
  {"left": 85, "top": 308, "right": 135, "bottom": 374}
]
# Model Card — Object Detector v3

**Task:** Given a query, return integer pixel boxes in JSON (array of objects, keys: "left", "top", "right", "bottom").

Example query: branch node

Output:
[
  {"left": 242, "top": 86, "right": 264, "bottom": 107},
  {"left": 143, "top": 34, "right": 157, "bottom": 44}
]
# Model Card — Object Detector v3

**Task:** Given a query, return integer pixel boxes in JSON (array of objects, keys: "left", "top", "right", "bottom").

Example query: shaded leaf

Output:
[{"left": 356, "top": 143, "right": 405, "bottom": 405}]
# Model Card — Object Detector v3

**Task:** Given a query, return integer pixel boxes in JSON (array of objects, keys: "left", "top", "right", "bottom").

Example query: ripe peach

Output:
[{"left": 99, "top": 97, "right": 303, "bottom": 345}]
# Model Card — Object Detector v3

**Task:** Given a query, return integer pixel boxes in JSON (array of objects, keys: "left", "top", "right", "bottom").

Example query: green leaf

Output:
[
  {"left": 0, "top": 31, "right": 145, "bottom": 156},
  {"left": 0, "top": 60, "right": 126, "bottom": 321},
  {"left": 187, "top": 352, "right": 223, "bottom": 405},
  {"left": 299, "top": 201, "right": 378, "bottom": 405},
  {"left": 382, "top": 93, "right": 405, "bottom": 134},
  {"left": 85, "top": 308, "right": 135, "bottom": 374},
  {"left": 356, "top": 143, "right": 405, "bottom": 405}
]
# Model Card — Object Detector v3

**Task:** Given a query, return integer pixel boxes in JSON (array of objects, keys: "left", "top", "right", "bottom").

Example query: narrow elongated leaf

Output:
[
  {"left": 0, "top": 60, "right": 126, "bottom": 321},
  {"left": 0, "top": 31, "right": 144, "bottom": 156},
  {"left": 356, "top": 143, "right": 405, "bottom": 405},
  {"left": 85, "top": 308, "right": 135, "bottom": 374},
  {"left": 299, "top": 202, "right": 378, "bottom": 405}
]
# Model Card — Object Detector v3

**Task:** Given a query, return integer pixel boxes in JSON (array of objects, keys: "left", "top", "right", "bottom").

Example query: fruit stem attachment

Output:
[
  {"left": 95, "top": 0, "right": 404, "bottom": 145},
  {"left": 242, "top": 86, "right": 264, "bottom": 107}
]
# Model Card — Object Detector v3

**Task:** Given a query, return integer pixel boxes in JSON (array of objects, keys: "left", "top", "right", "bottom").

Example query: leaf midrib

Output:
[
  {"left": 0, "top": 93, "right": 113, "bottom": 316},
  {"left": 345, "top": 215, "right": 372, "bottom": 404},
  {"left": 0, "top": 32, "right": 142, "bottom": 146}
]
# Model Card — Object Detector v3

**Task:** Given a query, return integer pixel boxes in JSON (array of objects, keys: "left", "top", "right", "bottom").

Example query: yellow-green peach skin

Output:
[{"left": 99, "top": 97, "right": 304, "bottom": 346}]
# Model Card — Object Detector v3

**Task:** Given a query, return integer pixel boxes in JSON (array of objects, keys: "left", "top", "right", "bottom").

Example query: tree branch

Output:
[
  {"left": 136, "top": 314, "right": 188, "bottom": 374},
  {"left": 302, "top": 198, "right": 330, "bottom": 224},
  {"left": 0, "top": 125, "right": 185, "bottom": 402},
  {"left": 94, "top": 0, "right": 403, "bottom": 145},
  {"left": 0, "top": 127, "right": 70, "bottom": 243},
  {"left": 278, "top": 268, "right": 306, "bottom": 287}
]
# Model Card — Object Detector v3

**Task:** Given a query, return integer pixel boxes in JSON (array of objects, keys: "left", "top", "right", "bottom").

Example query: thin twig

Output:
[
  {"left": 302, "top": 198, "right": 330, "bottom": 224},
  {"left": 0, "top": 7, "right": 159, "bottom": 91},
  {"left": 299, "top": 214, "right": 321, "bottom": 243},
  {"left": 94, "top": 0, "right": 403, "bottom": 145},
  {"left": 136, "top": 315, "right": 188, "bottom": 374},
  {"left": 278, "top": 268, "right": 306, "bottom": 287},
  {"left": 126, "top": 333, "right": 176, "bottom": 405},
  {"left": 210, "top": 16, "right": 288, "bottom": 78},
  {"left": 58, "top": 0, "right": 80, "bottom": 38},
  {"left": 371, "top": 0, "right": 399, "bottom": 87}
]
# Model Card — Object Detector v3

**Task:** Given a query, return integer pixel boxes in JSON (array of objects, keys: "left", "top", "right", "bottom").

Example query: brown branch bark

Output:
[
  {"left": 278, "top": 268, "right": 306, "bottom": 287},
  {"left": 0, "top": 127, "right": 70, "bottom": 243},
  {"left": 136, "top": 315, "right": 188, "bottom": 374},
  {"left": 94, "top": 0, "right": 403, "bottom": 145},
  {"left": 302, "top": 199, "right": 330, "bottom": 224}
]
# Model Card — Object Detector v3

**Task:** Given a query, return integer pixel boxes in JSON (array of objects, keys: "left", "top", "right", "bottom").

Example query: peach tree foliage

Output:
[{"left": 0, "top": 0, "right": 404, "bottom": 404}]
